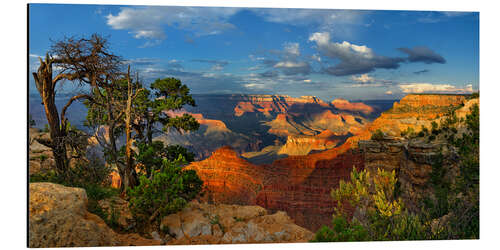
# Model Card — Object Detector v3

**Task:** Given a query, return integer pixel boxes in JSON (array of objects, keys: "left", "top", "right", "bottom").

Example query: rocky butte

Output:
[{"left": 186, "top": 94, "right": 475, "bottom": 231}]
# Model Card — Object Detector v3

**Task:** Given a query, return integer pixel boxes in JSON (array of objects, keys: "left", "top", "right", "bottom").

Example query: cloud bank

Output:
[{"left": 398, "top": 83, "right": 473, "bottom": 94}]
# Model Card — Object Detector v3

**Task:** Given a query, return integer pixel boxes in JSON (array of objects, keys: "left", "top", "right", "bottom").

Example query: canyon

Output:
[
  {"left": 185, "top": 94, "right": 477, "bottom": 231},
  {"left": 155, "top": 94, "right": 384, "bottom": 163},
  {"left": 28, "top": 93, "right": 477, "bottom": 245}
]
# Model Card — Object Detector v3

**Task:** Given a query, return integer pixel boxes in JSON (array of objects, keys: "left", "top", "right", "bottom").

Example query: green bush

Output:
[
  {"left": 134, "top": 141, "right": 195, "bottom": 178},
  {"left": 127, "top": 155, "right": 203, "bottom": 223},
  {"left": 311, "top": 216, "right": 368, "bottom": 242},
  {"left": 371, "top": 129, "right": 385, "bottom": 140}
]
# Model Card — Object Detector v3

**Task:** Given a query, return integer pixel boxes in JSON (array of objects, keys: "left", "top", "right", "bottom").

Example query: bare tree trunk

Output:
[
  {"left": 32, "top": 55, "right": 68, "bottom": 176},
  {"left": 123, "top": 66, "right": 138, "bottom": 192},
  {"left": 125, "top": 66, "right": 133, "bottom": 176}
]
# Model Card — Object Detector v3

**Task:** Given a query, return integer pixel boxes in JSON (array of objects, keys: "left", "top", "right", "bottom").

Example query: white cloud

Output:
[
  {"left": 303, "top": 79, "right": 312, "bottom": 83},
  {"left": 253, "top": 9, "right": 368, "bottom": 37},
  {"left": 385, "top": 90, "right": 393, "bottom": 95},
  {"left": 351, "top": 74, "right": 374, "bottom": 83},
  {"left": 398, "top": 83, "right": 474, "bottom": 94},
  {"left": 274, "top": 61, "right": 307, "bottom": 68},
  {"left": 284, "top": 42, "right": 300, "bottom": 57},
  {"left": 244, "top": 83, "right": 270, "bottom": 90},
  {"left": 211, "top": 64, "right": 224, "bottom": 71},
  {"left": 106, "top": 6, "right": 239, "bottom": 44},
  {"left": 309, "top": 32, "right": 374, "bottom": 59},
  {"left": 273, "top": 61, "right": 311, "bottom": 75},
  {"left": 29, "top": 54, "right": 41, "bottom": 58}
]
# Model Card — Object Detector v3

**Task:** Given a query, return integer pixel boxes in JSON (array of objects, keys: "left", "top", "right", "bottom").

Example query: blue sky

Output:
[{"left": 29, "top": 4, "right": 479, "bottom": 100}]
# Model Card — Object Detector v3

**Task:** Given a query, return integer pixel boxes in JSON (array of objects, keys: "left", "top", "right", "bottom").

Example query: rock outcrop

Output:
[
  {"left": 358, "top": 139, "right": 445, "bottom": 212},
  {"left": 29, "top": 182, "right": 161, "bottom": 247},
  {"left": 331, "top": 98, "right": 375, "bottom": 115},
  {"left": 276, "top": 131, "right": 342, "bottom": 156},
  {"left": 29, "top": 182, "right": 119, "bottom": 247},
  {"left": 160, "top": 201, "right": 314, "bottom": 244},
  {"left": 28, "top": 128, "right": 55, "bottom": 176},
  {"left": 186, "top": 146, "right": 267, "bottom": 205},
  {"left": 232, "top": 94, "right": 329, "bottom": 117}
]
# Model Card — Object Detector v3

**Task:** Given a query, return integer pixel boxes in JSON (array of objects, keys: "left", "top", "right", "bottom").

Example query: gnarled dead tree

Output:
[{"left": 32, "top": 34, "right": 122, "bottom": 178}]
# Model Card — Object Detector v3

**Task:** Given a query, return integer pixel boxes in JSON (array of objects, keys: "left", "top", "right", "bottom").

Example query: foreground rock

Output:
[
  {"left": 29, "top": 182, "right": 161, "bottom": 247},
  {"left": 160, "top": 201, "right": 314, "bottom": 244}
]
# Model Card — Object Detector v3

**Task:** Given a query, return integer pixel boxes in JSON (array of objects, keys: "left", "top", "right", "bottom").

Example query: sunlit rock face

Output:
[
  {"left": 161, "top": 200, "right": 314, "bottom": 244},
  {"left": 187, "top": 145, "right": 365, "bottom": 231},
  {"left": 331, "top": 98, "right": 375, "bottom": 115},
  {"left": 28, "top": 182, "right": 161, "bottom": 247}
]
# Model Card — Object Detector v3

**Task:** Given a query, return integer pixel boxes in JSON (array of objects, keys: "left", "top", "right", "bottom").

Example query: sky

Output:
[{"left": 28, "top": 4, "right": 479, "bottom": 100}]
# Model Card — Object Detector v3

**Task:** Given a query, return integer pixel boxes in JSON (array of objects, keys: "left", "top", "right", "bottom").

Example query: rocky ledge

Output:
[
  {"left": 161, "top": 200, "right": 314, "bottom": 244},
  {"left": 29, "top": 182, "right": 312, "bottom": 247}
]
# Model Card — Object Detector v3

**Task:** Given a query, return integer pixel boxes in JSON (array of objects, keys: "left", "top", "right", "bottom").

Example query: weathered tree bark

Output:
[
  {"left": 123, "top": 66, "right": 138, "bottom": 193},
  {"left": 32, "top": 55, "right": 69, "bottom": 176}
]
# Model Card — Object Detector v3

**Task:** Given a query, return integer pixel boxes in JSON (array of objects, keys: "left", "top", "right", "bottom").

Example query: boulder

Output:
[
  {"left": 98, "top": 196, "right": 134, "bottom": 229},
  {"left": 29, "top": 182, "right": 118, "bottom": 247},
  {"left": 29, "top": 182, "right": 161, "bottom": 247}
]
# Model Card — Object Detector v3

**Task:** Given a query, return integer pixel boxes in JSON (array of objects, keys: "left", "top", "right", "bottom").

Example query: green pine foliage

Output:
[{"left": 127, "top": 151, "right": 203, "bottom": 224}]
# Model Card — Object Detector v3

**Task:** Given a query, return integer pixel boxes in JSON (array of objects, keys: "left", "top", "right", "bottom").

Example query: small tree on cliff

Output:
[
  {"left": 32, "top": 34, "right": 121, "bottom": 178},
  {"left": 132, "top": 77, "right": 199, "bottom": 146}
]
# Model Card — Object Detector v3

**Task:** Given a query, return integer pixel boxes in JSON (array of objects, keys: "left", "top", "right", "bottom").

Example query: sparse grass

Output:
[{"left": 233, "top": 216, "right": 245, "bottom": 222}]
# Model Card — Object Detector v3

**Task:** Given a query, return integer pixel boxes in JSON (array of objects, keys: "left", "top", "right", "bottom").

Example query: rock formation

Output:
[
  {"left": 160, "top": 200, "right": 314, "bottom": 244},
  {"left": 29, "top": 128, "right": 55, "bottom": 176},
  {"left": 331, "top": 98, "right": 375, "bottom": 115},
  {"left": 28, "top": 182, "right": 161, "bottom": 247},
  {"left": 29, "top": 182, "right": 313, "bottom": 246},
  {"left": 186, "top": 146, "right": 267, "bottom": 205}
]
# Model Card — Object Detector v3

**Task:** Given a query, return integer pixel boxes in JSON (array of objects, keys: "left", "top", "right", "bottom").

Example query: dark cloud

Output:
[
  {"left": 191, "top": 59, "right": 229, "bottom": 71},
  {"left": 274, "top": 61, "right": 312, "bottom": 76},
  {"left": 398, "top": 47, "right": 446, "bottom": 64},
  {"left": 309, "top": 32, "right": 405, "bottom": 76},
  {"left": 259, "top": 70, "right": 279, "bottom": 78},
  {"left": 321, "top": 57, "right": 403, "bottom": 76},
  {"left": 414, "top": 69, "right": 430, "bottom": 75},
  {"left": 261, "top": 59, "right": 279, "bottom": 67}
]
